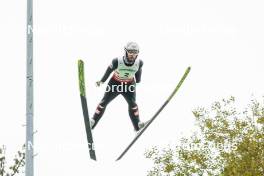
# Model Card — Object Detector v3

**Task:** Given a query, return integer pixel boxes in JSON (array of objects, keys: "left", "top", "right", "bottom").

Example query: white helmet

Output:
[
  {"left": 124, "top": 42, "right": 139, "bottom": 54},
  {"left": 124, "top": 42, "right": 139, "bottom": 64}
]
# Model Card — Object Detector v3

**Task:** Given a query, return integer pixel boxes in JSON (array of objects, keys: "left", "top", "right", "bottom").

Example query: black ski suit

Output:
[{"left": 92, "top": 57, "right": 143, "bottom": 131}]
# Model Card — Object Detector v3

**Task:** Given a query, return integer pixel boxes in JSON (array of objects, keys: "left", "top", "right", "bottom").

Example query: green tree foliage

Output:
[
  {"left": 0, "top": 145, "right": 25, "bottom": 176},
  {"left": 145, "top": 97, "right": 264, "bottom": 176}
]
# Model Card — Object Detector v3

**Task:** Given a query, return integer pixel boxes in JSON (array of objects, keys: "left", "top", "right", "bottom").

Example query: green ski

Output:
[
  {"left": 116, "top": 67, "right": 191, "bottom": 161},
  {"left": 78, "top": 60, "right": 96, "bottom": 161}
]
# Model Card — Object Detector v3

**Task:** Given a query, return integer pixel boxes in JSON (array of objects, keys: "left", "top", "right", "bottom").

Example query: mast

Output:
[{"left": 25, "top": 0, "right": 34, "bottom": 175}]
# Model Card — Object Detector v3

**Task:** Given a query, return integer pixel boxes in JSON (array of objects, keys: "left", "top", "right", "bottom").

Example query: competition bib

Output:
[{"left": 114, "top": 57, "right": 139, "bottom": 81}]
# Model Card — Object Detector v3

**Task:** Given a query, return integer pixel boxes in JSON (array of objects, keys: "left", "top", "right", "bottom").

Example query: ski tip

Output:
[
  {"left": 78, "top": 59, "right": 84, "bottom": 65},
  {"left": 185, "top": 67, "right": 191, "bottom": 74}
]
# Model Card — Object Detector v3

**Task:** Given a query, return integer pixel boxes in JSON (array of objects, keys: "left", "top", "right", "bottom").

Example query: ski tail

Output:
[
  {"left": 116, "top": 67, "right": 191, "bottom": 161},
  {"left": 78, "top": 59, "right": 96, "bottom": 161}
]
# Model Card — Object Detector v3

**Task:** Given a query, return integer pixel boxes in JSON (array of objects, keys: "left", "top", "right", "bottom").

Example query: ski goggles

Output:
[{"left": 126, "top": 50, "right": 139, "bottom": 54}]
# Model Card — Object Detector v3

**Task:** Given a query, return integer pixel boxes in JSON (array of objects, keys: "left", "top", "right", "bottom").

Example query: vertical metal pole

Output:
[{"left": 26, "top": 0, "right": 34, "bottom": 175}]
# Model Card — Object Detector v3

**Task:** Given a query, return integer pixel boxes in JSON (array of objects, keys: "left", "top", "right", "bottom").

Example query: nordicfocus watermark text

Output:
[
  {"left": 106, "top": 82, "right": 136, "bottom": 92},
  {"left": 182, "top": 142, "right": 238, "bottom": 151}
]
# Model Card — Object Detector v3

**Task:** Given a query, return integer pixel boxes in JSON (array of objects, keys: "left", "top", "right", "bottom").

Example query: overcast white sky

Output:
[{"left": 0, "top": 0, "right": 264, "bottom": 175}]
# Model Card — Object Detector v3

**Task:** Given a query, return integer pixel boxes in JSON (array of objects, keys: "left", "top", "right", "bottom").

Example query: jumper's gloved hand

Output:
[{"left": 95, "top": 81, "right": 104, "bottom": 87}]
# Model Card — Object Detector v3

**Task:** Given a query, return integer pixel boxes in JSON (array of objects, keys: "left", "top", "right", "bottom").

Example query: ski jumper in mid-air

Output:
[{"left": 90, "top": 42, "right": 146, "bottom": 132}]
